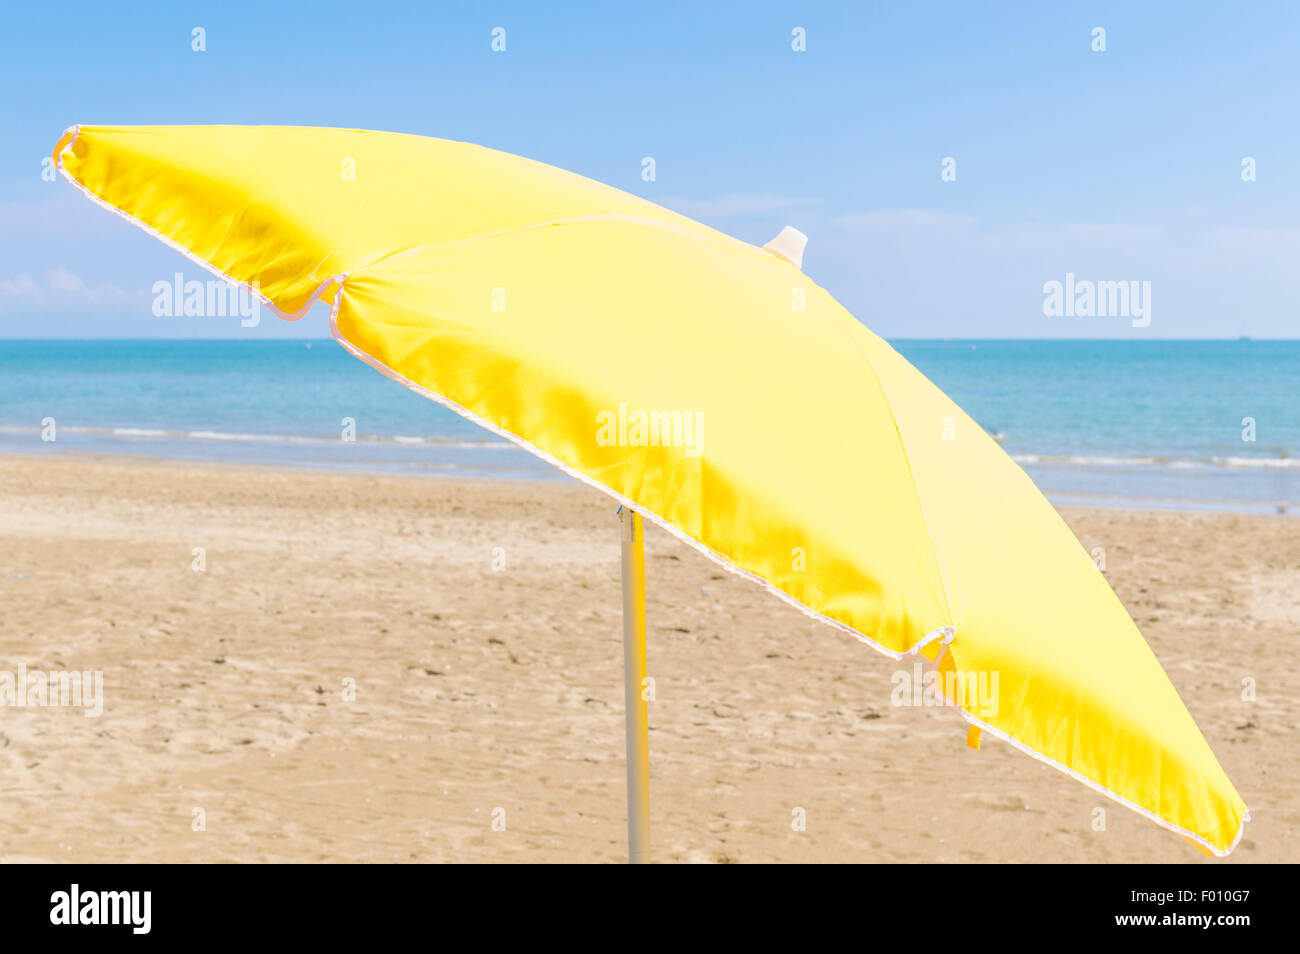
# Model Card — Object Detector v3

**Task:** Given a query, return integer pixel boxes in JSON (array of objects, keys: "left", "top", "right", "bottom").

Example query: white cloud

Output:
[
  {"left": 794, "top": 208, "right": 1300, "bottom": 337},
  {"left": 0, "top": 267, "right": 138, "bottom": 313},
  {"left": 657, "top": 193, "right": 821, "bottom": 220},
  {"left": 832, "top": 210, "right": 977, "bottom": 231},
  {"left": 0, "top": 273, "right": 42, "bottom": 299}
]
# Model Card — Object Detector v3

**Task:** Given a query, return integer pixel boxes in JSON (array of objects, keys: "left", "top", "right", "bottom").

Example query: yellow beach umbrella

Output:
[{"left": 53, "top": 124, "right": 1248, "bottom": 859}]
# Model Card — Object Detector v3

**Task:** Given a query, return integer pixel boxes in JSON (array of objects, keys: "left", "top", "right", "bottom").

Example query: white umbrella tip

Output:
[{"left": 763, "top": 226, "right": 808, "bottom": 270}]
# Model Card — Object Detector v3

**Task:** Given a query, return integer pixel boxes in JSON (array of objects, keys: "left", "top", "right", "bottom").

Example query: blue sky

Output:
[{"left": 2, "top": 1, "right": 1298, "bottom": 338}]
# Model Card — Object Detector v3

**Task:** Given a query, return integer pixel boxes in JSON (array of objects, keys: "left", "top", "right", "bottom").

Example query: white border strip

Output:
[{"left": 55, "top": 124, "right": 1248, "bottom": 857}]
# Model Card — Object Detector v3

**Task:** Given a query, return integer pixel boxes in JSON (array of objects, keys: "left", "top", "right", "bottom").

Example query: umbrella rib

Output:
[
  {"left": 338, "top": 211, "right": 752, "bottom": 278},
  {"left": 835, "top": 316, "right": 957, "bottom": 633}
]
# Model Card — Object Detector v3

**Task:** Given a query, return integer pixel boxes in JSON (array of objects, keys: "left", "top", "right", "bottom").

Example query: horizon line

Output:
[{"left": 1, "top": 336, "right": 1296, "bottom": 344}]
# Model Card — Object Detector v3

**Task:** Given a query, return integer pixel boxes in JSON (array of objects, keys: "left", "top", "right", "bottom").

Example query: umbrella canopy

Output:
[{"left": 53, "top": 124, "right": 1247, "bottom": 855}]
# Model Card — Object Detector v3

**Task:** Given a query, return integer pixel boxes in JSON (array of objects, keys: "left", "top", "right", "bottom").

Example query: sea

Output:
[{"left": 1, "top": 339, "right": 1295, "bottom": 514}]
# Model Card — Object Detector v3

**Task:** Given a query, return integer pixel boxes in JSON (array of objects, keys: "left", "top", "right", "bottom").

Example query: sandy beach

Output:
[{"left": 0, "top": 452, "right": 1294, "bottom": 863}]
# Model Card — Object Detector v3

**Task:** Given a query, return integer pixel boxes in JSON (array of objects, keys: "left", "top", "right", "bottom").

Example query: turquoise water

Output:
[
  {"left": 900, "top": 340, "right": 1297, "bottom": 513},
  {"left": 0, "top": 339, "right": 1295, "bottom": 511}
]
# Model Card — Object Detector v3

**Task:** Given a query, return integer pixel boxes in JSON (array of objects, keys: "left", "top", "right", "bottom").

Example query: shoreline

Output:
[
  {"left": 1, "top": 443, "right": 1295, "bottom": 516},
  {"left": 4, "top": 338, "right": 1296, "bottom": 517},
  {"left": 0, "top": 452, "right": 1294, "bottom": 862}
]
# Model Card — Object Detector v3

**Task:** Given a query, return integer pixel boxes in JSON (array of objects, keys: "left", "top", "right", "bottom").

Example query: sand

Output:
[{"left": 0, "top": 453, "right": 1294, "bottom": 863}]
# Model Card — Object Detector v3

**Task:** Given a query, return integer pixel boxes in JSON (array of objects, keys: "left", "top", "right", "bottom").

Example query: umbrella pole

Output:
[{"left": 619, "top": 507, "right": 651, "bottom": 863}]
